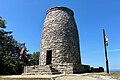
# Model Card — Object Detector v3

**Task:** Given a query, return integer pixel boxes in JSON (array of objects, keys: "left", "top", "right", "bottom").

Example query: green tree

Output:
[
  {"left": 27, "top": 52, "right": 40, "bottom": 65},
  {"left": 32, "top": 52, "right": 40, "bottom": 65},
  {"left": 0, "top": 16, "right": 29, "bottom": 75},
  {"left": 0, "top": 16, "right": 6, "bottom": 28}
]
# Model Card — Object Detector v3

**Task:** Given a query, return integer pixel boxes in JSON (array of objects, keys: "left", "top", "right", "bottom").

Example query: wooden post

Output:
[{"left": 103, "top": 29, "right": 109, "bottom": 73}]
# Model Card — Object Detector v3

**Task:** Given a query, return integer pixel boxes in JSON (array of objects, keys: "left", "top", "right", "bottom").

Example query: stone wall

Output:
[
  {"left": 52, "top": 63, "right": 90, "bottom": 74},
  {"left": 23, "top": 64, "right": 90, "bottom": 75},
  {"left": 23, "top": 65, "right": 61, "bottom": 75}
]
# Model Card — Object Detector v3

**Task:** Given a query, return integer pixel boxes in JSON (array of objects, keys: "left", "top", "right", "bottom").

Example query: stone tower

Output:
[
  {"left": 39, "top": 6, "right": 81, "bottom": 65},
  {"left": 23, "top": 7, "right": 90, "bottom": 75}
]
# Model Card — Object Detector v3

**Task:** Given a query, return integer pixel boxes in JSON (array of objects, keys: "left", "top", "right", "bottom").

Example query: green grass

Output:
[{"left": 0, "top": 78, "right": 52, "bottom": 80}]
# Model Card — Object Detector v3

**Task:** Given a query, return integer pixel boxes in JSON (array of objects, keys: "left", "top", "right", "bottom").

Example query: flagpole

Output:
[{"left": 103, "top": 29, "right": 109, "bottom": 73}]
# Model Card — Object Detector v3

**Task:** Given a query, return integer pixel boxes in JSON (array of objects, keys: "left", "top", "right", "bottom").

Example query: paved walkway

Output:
[{"left": 0, "top": 73, "right": 118, "bottom": 80}]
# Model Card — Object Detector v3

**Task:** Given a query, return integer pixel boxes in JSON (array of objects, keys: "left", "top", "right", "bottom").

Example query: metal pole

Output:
[{"left": 103, "top": 29, "right": 109, "bottom": 73}]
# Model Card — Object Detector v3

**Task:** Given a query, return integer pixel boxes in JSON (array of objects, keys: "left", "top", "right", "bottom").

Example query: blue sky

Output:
[{"left": 0, "top": 0, "right": 120, "bottom": 71}]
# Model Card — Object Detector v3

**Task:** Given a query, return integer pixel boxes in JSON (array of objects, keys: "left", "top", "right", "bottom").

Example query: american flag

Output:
[{"left": 20, "top": 48, "right": 25, "bottom": 55}]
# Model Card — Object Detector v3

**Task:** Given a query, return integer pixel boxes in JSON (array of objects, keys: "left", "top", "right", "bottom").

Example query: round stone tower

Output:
[{"left": 39, "top": 6, "right": 81, "bottom": 65}]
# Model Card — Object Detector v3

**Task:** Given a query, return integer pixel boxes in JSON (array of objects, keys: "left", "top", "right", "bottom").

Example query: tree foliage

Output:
[
  {"left": 0, "top": 16, "right": 6, "bottom": 28},
  {"left": 30, "top": 52, "right": 40, "bottom": 65},
  {"left": 0, "top": 16, "right": 29, "bottom": 75}
]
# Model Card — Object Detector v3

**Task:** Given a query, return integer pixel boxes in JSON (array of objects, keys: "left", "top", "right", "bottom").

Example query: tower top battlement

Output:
[{"left": 47, "top": 6, "right": 74, "bottom": 16}]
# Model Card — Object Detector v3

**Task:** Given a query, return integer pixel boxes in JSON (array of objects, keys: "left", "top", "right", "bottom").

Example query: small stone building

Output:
[{"left": 23, "top": 7, "right": 90, "bottom": 75}]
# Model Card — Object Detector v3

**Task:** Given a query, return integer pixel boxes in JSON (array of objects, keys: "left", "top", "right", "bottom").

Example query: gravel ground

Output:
[
  {"left": 0, "top": 73, "right": 119, "bottom": 80},
  {"left": 55, "top": 73, "right": 118, "bottom": 80}
]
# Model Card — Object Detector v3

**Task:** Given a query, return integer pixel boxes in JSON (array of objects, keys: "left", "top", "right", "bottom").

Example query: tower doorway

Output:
[{"left": 46, "top": 50, "right": 52, "bottom": 65}]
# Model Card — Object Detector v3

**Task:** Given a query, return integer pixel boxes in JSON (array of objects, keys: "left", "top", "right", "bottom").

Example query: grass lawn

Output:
[{"left": 0, "top": 78, "right": 52, "bottom": 80}]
